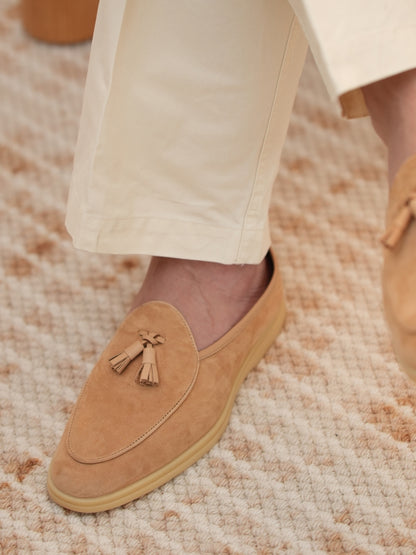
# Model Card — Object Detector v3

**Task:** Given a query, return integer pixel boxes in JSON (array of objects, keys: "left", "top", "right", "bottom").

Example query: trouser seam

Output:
[{"left": 236, "top": 12, "right": 298, "bottom": 261}]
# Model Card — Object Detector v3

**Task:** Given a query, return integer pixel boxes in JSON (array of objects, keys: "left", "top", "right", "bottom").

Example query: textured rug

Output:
[{"left": 1, "top": 1, "right": 416, "bottom": 553}]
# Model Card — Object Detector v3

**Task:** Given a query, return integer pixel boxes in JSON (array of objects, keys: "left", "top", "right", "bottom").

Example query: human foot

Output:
[
  {"left": 130, "top": 255, "right": 272, "bottom": 350},
  {"left": 48, "top": 250, "right": 285, "bottom": 512},
  {"left": 362, "top": 68, "right": 416, "bottom": 185}
]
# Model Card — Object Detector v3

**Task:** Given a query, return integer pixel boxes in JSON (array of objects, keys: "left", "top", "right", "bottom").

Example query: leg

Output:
[
  {"left": 49, "top": 0, "right": 308, "bottom": 511},
  {"left": 288, "top": 0, "right": 416, "bottom": 122},
  {"left": 365, "top": 70, "right": 416, "bottom": 377},
  {"left": 130, "top": 255, "right": 272, "bottom": 350},
  {"left": 362, "top": 69, "right": 416, "bottom": 185},
  {"left": 288, "top": 0, "right": 416, "bottom": 379},
  {"left": 65, "top": 0, "right": 307, "bottom": 350},
  {"left": 67, "top": 0, "right": 307, "bottom": 263}
]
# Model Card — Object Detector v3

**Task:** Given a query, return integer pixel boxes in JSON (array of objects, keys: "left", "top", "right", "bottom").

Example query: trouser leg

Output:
[
  {"left": 66, "top": 0, "right": 416, "bottom": 263},
  {"left": 66, "top": 0, "right": 308, "bottom": 263}
]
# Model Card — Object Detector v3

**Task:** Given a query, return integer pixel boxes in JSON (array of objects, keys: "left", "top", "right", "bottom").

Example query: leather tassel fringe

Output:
[
  {"left": 109, "top": 330, "right": 165, "bottom": 386},
  {"left": 136, "top": 343, "right": 159, "bottom": 386},
  {"left": 109, "top": 339, "right": 145, "bottom": 374}
]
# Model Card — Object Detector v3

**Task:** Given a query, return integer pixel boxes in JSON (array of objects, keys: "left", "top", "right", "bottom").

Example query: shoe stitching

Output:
[{"left": 66, "top": 303, "right": 199, "bottom": 464}]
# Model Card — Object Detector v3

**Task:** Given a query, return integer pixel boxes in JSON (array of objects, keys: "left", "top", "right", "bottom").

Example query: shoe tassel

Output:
[
  {"left": 108, "top": 331, "right": 165, "bottom": 386},
  {"left": 136, "top": 343, "right": 159, "bottom": 386},
  {"left": 381, "top": 195, "right": 416, "bottom": 249}
]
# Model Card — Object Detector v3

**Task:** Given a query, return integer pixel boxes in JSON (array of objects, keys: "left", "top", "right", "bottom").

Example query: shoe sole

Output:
[
  {"left": 397, "top": 359, "right": 416, "bottom": 381},
  {"left": 47, "top": 300, "right": 286, "bottom": 513}
]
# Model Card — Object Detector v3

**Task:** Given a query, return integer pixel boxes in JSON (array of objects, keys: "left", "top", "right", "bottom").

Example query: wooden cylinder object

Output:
[{"left": 21, "top": 0, "right": 100, "bottom": 44}]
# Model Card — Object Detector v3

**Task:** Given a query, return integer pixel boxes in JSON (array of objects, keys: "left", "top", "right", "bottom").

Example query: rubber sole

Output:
[
  {"left": 397, "top": 359, "right": 416, "bottom": 381},
  {"left": 47, "top": 301, "right": 286, "bottom": 513}
]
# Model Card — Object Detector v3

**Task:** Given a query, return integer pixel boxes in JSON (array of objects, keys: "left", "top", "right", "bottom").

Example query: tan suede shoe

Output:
[
  {"left": 47, "top": 250, "right": 285, "bottom": 512},
  {"left": 382, "top": 154, "right": 416, "bottom": 379}
]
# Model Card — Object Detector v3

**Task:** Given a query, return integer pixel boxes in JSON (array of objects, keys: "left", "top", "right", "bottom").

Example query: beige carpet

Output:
[{"left": 1, "top": 1, "right": 416, "bottom": 553}]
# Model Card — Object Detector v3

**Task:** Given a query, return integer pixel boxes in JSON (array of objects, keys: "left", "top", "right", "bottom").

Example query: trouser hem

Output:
[{"left": 66, "top": 208, "right": 271, "bottom": 264}]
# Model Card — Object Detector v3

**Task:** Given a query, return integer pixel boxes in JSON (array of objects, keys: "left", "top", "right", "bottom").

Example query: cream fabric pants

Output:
[{"left": 66, "top": 0, "right": 416, "bottom": 264}]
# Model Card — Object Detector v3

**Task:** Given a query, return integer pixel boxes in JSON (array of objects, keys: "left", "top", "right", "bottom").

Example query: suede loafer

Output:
[
  {"left": 382, "top": 154, "right": 416, "bottom": 378},
  {"left": 47, "top": 250, "right": 286, "bottom": 512}
]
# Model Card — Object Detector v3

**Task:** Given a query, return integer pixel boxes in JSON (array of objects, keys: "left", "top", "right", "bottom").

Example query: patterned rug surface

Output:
[{"left": 2, "top": 1, "right": 416, "bottom": 553}]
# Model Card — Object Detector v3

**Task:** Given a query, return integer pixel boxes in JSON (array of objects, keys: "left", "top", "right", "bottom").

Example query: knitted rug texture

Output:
[{"left": 1, "top": 1, "right": 416, "bottom": 553}]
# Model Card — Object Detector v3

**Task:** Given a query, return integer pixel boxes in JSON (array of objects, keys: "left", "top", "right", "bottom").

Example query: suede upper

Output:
[{"left": 48, "top": 250, "right": 285, "bottom": 503}]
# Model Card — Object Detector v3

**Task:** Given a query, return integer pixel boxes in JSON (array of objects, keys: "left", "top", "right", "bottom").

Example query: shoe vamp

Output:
[{"left": 67, "top": 302, "right": 199, "bottom": 463}]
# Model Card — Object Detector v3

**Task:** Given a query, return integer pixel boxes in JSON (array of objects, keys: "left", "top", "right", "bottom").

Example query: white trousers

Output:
[{"left": 66, "top": 0, "right": 416, "bottom": 264}]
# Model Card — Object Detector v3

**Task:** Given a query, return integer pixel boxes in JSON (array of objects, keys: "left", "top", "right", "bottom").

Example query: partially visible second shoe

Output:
[
  {"left": 21, "top": 0, "right": 99, "bottom": 44},
  {"left": 382, "top": 153, "right": 416, "bottom": 379},
  {"left": 47, "top": 249, "right": 286, "bottom": 512}
]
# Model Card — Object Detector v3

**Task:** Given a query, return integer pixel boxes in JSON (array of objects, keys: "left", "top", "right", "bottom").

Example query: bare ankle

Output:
[
  {"left": 362, "top": 69, "right": 416, "bottom": 142},
  {"left": 131, "top": 254, "right": 271, "bottom": 350},
  {"left": 362, "top": 69, "right": 416, "bottom": 184}
]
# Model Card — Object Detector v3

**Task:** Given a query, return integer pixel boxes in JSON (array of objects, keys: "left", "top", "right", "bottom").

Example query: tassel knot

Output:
[
  {"left": 109, "top": 339, "right": 145, "bottom": 374},
  {"left": 382, "top": 195, "right": 416, "bottom": 249},
  {"left": 108, "top": 329, "right": 165, "bottom": 386}
]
